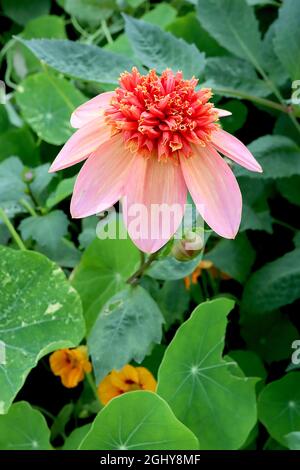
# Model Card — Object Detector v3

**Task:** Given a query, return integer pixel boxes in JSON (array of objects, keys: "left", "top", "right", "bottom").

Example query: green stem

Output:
[
  {"left": 0, "top": 207, "right": 26, "bottom": 250},
  {"left": 33, "top": 406, "right": 56, "bottom": 422},
  {"left": 273, "top": 218, "right": 298, "bottom": 232},
  {"left": 127, "top": 251, "right": 160, "bottom": 285},
  {"left": 19, "top": 198, "right": 37, "bottom": 217},
  {"left": 101, "top": 20, "right": 113, "bottom": 44},
  {"left": 214, "top": 86, "right": 289, "bottom": 113},
  {"left": 86, "top": 373, "right": 101, "bottom": 404}
]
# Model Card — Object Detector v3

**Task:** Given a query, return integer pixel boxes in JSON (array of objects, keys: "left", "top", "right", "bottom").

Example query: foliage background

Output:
[{"left": 0, "top": 0, "right": 300, "bottom": 451}]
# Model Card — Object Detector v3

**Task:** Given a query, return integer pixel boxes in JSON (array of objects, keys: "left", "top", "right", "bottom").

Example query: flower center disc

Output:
[{"left": 105, "top": 68, "right": 219, "bottom": 162}]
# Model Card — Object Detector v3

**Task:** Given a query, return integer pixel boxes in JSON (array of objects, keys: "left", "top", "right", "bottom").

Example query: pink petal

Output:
[
  {"left": 180, "top": 145, "right": 242, "bottom": 239},
  {"left": 211, "top": 129, "right": 262, "bottom": 172},
  {"left": 70, "top": 91, "right": 114, "bottom": 128},
  {"left": 49, "top": 117, "right": 111, "bottom": 173},
  {"left": 215, "top": 108, "right": 232, "bottom": 118},
  {"left": 71, "top": 135, "right": 134, "bottom": 218},
  {"left": 123, "top": 157, "right": 187, "bottom": 253}
]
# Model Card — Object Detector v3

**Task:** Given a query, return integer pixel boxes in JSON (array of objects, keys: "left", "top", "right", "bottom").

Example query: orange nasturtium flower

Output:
[
  {"left": 184, "top": 259, "right": 230, "bottom": 289},
  {"left": 49, "top": 346, "right": 92, "bottom": 388},
  {"left": 98, "top": 364, "right": 157, "bottom": 405}
]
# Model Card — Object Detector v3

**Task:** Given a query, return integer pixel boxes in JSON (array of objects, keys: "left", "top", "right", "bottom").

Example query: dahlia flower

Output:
[{"left": 50, "top": 68, "right": 262, "bottom": 253}]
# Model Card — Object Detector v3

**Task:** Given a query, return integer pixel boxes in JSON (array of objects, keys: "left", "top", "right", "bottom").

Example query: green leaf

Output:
[
  {"left": 19, "top": 210, "right": 69, "bottom": 251},
  {"left": 277, "top": 176, "right": 300, "bottom": 206},
  {"left": 62, "top": 424, "right": 92, "bottom": 450},
  {"left": 234, "top": 135, "right": 300, "bottom": 180},
  {"left": 0, "top": 402, "right": 51, "bottom": 449},
  {"left": 124, "top": 15, "right": 205, "bottom": 77},
  {"left": 228, "top": 350, "right": 267, "bottom": 380},
  {"left": 1, "top": 0, "right": 51, "bottom": 25},
  {"left": 241, "top": 248, "right": 300, "bottom": 314},
  {"left": 294, "top": 232, "right": 300, "bottom": 249},
  {"left": 29, "top": 163, "right": 57, "bottom": 206},
  {"left": 220, "top": 100, "right": 248, "bottom": 133},
  {"left": 71, "top": 230, "right": 140, "bottom": 331},
  {"left": 61, "top": 0, "right": 116, "bottom": 25},
  {"left": 167, "top": 12, "right": 227, "bottom": 57},
  {"left": 19, "top": 39, "right": 136, "bottom": 84},
  {"left": 240, "top": 204, "right": 273, "bottom": 233},
  {"left": 148, "top": 252, "right": 204, "bottom": 281},
  {"left": 78, "top": 216, "right": 98, "bottom": 249},
  {"left": 50, "top": 403, "right": 74, "bottom": 441},
  {"left": 205, "top": 233, "right": 255, "bottom": 283},
  {"left": 0, "top": 127, "right": 40, "bottom": 166},
  {"left": 0, "top": 246, "right": 85, "bottom": 414},
  {"left": 240, "top": 310, "right": 298, "bottom": 363},
  {"left": 197, "top": 0, "right": 263, "bottom": 67},
  {"left": 285, "top": 432, "right": 300, "bottom": 450},
  {"left": 0, "top": 106, "right": 9, "bottom": 135},
  {"left": 156, "top": 280, "right": 189, "bottom": 329},
  {"left": 79, "top": 391, "right": 199, "bottom": 450},
  {"left": 261, "top": 22, "right": 288, "bottom": 87},
  {"left": 88, "top": 285, "right": 164, "bottom": 383},
  {"left": 16, "top": 73, "right": 86, "bottom": 145},
  {"left": 46, "top": 176, "right": 76, "bottom": 209},
  {"left": 37, "top": 237, "right": 81, "bottom": 269},
  {"left": 157, "top": 298, "right": 257, "bottom": 450},
  {"left": 0, "top": 157, "right": 29, "bottom": 218},
  {"left": 9, "top": 15, "right": 67, "bottom": 82},
  {"left": 105, "top": 3, "right": 176, "bottom": 58},
  {"left": 204, "top": 56, "right": 270, "bottom": 99},
  {"left": 274, "top": 0, "right": 300, "bottom": 80},
  {"left": 258, "top": 373, "right": 300, "bottom": 446}
]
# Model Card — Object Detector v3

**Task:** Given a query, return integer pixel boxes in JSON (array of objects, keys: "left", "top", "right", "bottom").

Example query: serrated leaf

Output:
[
  {"left": 16, "top": 73, "right": 86, "bottom": 145},
  {"left": 29, "top": 163, "right": 57, "bottom": 206},
  {"left": 277, "top": 176, "right": 300, "bottom": 207},
  {"left": 274, "top": 0, "right": 300, "bottom": 80},
  {"left": 197, "top": 0, "right": 263, "bottom": 67},
  {"left": 88, "top": 285, "right": 164, "bottom": 383},
  {"left": 79, "top": 391, "right": 199, "bottom": 450},
  {"left": 258, "top": 373, "right": 300, "bottom": 446},
  {"left": 157, "top": 298, "right": 257, "bottom": 450},
  {"left": 241, "top": 248, "right": 300, "bottom": 314},
  {"left": 19, "top": 39, "right": 136, "bottom": 84},
  {"left": 124, "top": 15, "right": 205, "bottom": 77},
  {"left": 235, "top": 135, "right": 300, "bottom": 180},
  {"left": 0, "top": 246, "right": 85, "bottom": 414},
  {"left": 204, "top": 56, "right": 270, "bottom": 98},
  {"left": 0, "top": 402, "right": 51, "bottom": 449}
]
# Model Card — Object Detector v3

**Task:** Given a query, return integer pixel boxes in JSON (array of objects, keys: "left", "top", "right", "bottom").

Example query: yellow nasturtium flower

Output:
[
  {"left": 98, "top": 364, "right": 157, "bottom": 405},
  {"left": 49, "top": 346, "right": 92, "bottom": 388}
]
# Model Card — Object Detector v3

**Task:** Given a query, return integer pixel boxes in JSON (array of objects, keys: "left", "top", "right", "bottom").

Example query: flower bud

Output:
[{"left": 172, "top": 230, "right": 204, "bottom": 261}]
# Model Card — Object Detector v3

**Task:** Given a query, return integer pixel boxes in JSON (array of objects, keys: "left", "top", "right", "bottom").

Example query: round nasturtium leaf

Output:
[
  {"left": 79, "top": 391, "right": 199, "bottom": 450},
  {"left": 0, "top": 401, "right": 51, "bottom": 450},
  {"left": 157, "top": 298, "right": 258, "bottom": 450},
  {"left": 72, "top": 227, "right": 140, "bottom": 331},
  {"left": 16, "top": 72, "right": 86, "bottom": 145},
  {"left": 258, "top": 373, "right": 300, "bottom": 446},
  {"left": 0, "top": 246, "right": 85, "bottom": 414}
]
